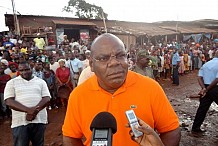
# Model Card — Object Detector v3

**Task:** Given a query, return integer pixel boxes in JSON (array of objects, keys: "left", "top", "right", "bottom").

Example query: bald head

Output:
[
  {"left": 91, "top": 33, "right": 125, "bottom": 55},
  {"left": 89, "top": 33, "right": 128, "bottom": 94}
]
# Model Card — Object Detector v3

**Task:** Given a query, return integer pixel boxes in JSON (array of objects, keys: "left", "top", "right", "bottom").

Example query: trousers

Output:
[
  {"left": 172, "top": 65, "right": 179, "bottom": 85},
  {"left": 192, "top": 86, "right": 218, "bottom": 130},
  {"left": 12, "top": 123, "right": 46, "bottom": 146}
]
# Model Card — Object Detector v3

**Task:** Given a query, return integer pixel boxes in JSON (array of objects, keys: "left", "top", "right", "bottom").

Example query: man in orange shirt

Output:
[{"left": 62, "top": 33, "right": 181, "bottom": 146}]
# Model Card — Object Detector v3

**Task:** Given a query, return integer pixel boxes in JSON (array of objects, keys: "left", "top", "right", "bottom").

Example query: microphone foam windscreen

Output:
[{"left": 90, "top": 112, "right": 117, "bottom": 134}]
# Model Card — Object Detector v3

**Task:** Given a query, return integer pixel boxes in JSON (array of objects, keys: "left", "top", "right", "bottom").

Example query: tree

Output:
[{"left": 63, "top": 0, "right": 108, "bottom": 19}]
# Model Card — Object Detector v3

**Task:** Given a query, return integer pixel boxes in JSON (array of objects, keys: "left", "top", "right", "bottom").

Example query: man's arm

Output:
[
  {"left": 5, "top": 96, "right": 50, "bottom": 121},
  {"left": 63, "top": 136, "right": 83, "bottom": 146},
  {"left": 34, "top": 96, "right": 50, "bottom": 111},
  {"left": 160, "top": 127, "right": 181, "bottom": 146},
  {"left": 5, "top": 96, "right": 50, "bottom": 112},
  {"left": 197, "top": 76, "right": 205, "bottom": 89},
  {"left": 5, "top": 97, "right": 32, "bottom": 113}
]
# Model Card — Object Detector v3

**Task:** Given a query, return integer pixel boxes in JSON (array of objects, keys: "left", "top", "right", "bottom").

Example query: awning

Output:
[{"left": 52, "top": 20, "right": 96, "bottom": 26}]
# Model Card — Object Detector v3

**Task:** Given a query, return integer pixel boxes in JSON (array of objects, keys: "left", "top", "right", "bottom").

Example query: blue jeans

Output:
[{"left": 12, "top": 123, "right": 46, "bottom": 146}]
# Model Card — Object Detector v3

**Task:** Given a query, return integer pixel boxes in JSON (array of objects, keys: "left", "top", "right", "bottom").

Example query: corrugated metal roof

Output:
[
  {"left": 92, "top": 20, "right": 178, "bottom": 36},
  {"left": 159, "top": 26, "right": 216, "bottom": 34},
  {"left": 52, "top": 20, "right": 96, "bottom": 26},
  {"left": 5, "top": 14, "right": 217, "bottom": 37}
]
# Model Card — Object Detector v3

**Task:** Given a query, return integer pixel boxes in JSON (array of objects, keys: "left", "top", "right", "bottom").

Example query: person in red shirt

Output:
[
  {"left": 56, "top": 59, "right": 73, "bottom": 107},
  {"left": 0, "top": 62, "right": 11, "bottom": 118}
]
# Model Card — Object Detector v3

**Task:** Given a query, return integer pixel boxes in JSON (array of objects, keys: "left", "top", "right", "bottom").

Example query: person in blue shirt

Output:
[
  {"left": 171, "top": 48, "right": 180, "bottom": 85},
  {"left": 192, "top": 50, "right": 218, "bottom": 134},
  {"left": 66, "top": 52, "right": 83, "bottom": 87}
]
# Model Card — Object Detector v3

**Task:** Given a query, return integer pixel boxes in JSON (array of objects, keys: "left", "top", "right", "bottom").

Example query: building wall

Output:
[
  {"left": 14, "top": 15, "right": 98, "bottom": 45},
  {"left": 5, "top": 15, "right": 137, "bottom": 47}
]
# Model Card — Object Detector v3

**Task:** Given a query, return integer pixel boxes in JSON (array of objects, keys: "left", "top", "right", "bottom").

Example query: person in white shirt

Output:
[
  {"left": 48, "top": 56, "right": 59, "bottom": 74},
  {"left": 208, "top": 49, "right": 214, "bottom": 60},
  {"left": 81, "top": 50, "right": 91, "bottom": 69},
  {"left": 4, "top": 61, "right": 50, "bottom": 146},
  {"left": 0, "top": 59, "right": 12, "bottom": 75},
  {"left": 77, "top": 66, "right": 94, "bottom": 85}
]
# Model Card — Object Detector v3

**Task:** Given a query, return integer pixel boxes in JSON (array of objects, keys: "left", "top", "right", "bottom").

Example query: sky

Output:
[{"left": 1, "top": 0, "right": 218, "bottom": 31}]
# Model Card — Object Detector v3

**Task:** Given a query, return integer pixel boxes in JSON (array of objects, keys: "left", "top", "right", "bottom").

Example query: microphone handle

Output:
[{"left": 90, "top": 128, "right": 113, "bottom": 146}]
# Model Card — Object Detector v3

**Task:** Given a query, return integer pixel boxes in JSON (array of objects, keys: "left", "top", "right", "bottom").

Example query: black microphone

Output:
[{"left": 90, "top": 112, "right": 117, "bottom": 146}]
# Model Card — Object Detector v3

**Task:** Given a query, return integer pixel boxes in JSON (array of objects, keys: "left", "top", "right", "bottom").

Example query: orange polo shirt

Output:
[{"left": 62, "top": 71, "right": 179, "bottom": 146}]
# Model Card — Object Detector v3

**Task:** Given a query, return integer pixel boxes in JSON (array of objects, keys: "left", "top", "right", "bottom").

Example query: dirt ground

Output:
[{"left": 0, "top": 71, "right": 218, "bottom": 146}]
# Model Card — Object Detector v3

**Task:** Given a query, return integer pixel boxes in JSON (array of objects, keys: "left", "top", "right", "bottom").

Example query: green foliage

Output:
[{"left": 63, "top": 0, "right": 108, "bottom": 19}]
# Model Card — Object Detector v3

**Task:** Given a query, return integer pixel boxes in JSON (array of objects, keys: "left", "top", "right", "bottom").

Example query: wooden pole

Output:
[{"left": 102, "top": 12, "right": 107, "bottom": 33}]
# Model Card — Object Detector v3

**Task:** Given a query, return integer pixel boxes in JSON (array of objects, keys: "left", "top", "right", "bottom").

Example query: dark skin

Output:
[
  {"left": 9, "top": 64, "right": 17, "bottom": 73},
  {"left": 128, "top": 118, "right": 164, "bottom": 146},
  {"left": 89, "top": 42, "right": 128, "bottom": 93},
  {"left": 136, "top": 56, "right": 150, "bottom": 69},
  {"left": 63, "top": 34, "right": 181, "bottom": 146},
  {"left": 5, "top": 63, "right": 50, "bottom": 121}
]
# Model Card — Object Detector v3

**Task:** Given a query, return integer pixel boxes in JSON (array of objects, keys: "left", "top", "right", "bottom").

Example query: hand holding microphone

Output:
[{"left": 128, "top": 118, "right": 164, "bottom": 146}]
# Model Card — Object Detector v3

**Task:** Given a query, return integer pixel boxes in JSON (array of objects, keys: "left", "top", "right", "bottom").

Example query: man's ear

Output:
[{"left": 89, "top": 58, "right": 94, "bottom": 72}]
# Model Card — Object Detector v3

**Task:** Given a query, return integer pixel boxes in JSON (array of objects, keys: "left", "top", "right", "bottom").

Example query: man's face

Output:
[
  {"left": 35, "top": 62, "right": 43, "bottom": 71},
  {"left": 138, "top": 56, "right": 149, "bottom": 67},
  {"left": 69, "top": 53, "right": 75, "bottom": 60},
  {"left": 90, "top": 37, "right": 128, "bottom": 91},
  {"left": 85, "top": 52, "right": 91, "bottom": 59},
  {"left": 0, "top": 63, "right": 6, "bottom": 74},
  {"left": 9, "top": 64, "right": 17, "bottom": 72},
  {"left": 18, "top": 63, "right": 32, "bottom": 80},
  {"left": 44, "top": 63, "right": 50, "bottom": 70},
  {"left": 49, "top": 58, "right": 54, "bottom": 64}
]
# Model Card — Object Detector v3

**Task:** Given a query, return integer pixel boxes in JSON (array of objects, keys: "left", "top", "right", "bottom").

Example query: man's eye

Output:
[
  {"left": 98, "top": 56, "right": 110, "bottom": 62},
  {"left": 117, "top": 54, "right": 127, "bottom": 59}
]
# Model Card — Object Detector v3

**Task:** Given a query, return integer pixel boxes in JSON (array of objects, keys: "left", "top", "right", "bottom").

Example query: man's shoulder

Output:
[
  {"left": 204, "top": 58, "right": 218, "bottom": 65},
  {"left": 72, "top": 76, "right": 95, "bottom": 97},
  {"left": 33, "top": 76, "right": 45, "bottom": 81},
  {"left": 127, "top": 71, "right": 156, "bottom": 85}
]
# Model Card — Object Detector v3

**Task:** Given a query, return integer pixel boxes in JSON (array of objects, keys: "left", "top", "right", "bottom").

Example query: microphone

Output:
[{"left": 90, "top": 112, "right": 117, "bottom": 146}]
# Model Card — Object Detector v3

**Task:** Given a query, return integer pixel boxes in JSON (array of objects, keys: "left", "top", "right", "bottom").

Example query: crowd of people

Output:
[{"left": 0, "top": 31, "right": 218, "bottom": 145}]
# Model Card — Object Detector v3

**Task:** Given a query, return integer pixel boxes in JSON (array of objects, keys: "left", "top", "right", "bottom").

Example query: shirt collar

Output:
[{"left": 17, "top": 75, "right": 35, "bottom": 81}]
